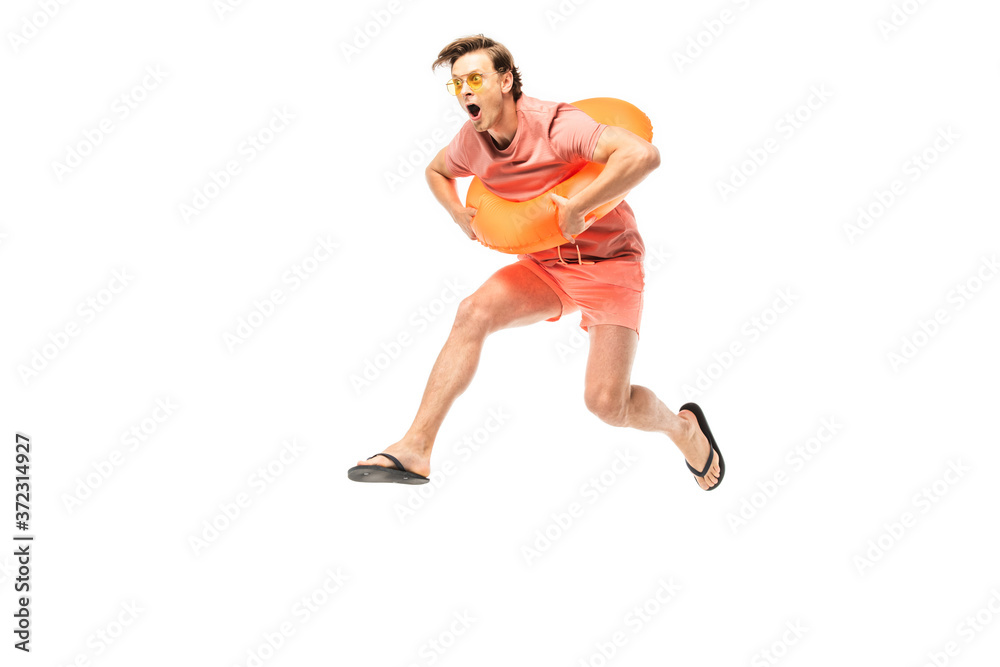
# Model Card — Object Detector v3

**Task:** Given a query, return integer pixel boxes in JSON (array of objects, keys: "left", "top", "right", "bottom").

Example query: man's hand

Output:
[
  {"left": 548, "top": 192, "right": 596, "bottom": 244},
  {"left": 451, "top": 205, "right": 479, "bottom": 240},
  {"left": 426, "top": 147, "right": 479, "bottom": 241}
]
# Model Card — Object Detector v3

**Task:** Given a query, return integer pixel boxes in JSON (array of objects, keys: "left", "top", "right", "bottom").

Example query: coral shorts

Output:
[{"left": 516, "top": 253, "right": 645, "bottom": 339}]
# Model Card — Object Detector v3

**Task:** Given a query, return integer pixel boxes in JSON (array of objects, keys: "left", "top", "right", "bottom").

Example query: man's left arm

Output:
[{"left": 550, "top": 126, "right": 660, "bottom": 242}]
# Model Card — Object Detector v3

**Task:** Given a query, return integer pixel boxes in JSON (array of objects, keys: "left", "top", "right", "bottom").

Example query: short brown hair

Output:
[{"left": 431, "top": 34, "right": 523, "bottom": 101}]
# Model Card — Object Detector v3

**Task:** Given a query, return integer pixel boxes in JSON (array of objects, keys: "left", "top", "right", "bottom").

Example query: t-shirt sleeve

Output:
[
  {"left": 444, "top": 127, "right": 474, "bottom": 178},
  {"left": 550, "top": 103, "right": 607, "bottom": 164}
]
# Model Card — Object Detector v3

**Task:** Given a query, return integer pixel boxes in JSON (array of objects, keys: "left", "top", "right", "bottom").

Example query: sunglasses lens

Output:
[
  {"left": 469, "top": 73, "right": 483, "bottom": 90},
  {"left": 446, "top": 79, "right": 459, "bottom": 95}
]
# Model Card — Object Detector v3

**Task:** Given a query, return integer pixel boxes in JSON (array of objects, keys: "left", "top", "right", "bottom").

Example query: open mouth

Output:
[{"left": 467, "top": 104, "right": 481, "bottom": 120}]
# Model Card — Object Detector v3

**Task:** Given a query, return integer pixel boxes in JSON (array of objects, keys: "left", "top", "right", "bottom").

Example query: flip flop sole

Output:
[
  {"left": 347, "top": 464, "right": 430, "bottom": 484},
  {"left": 680, "top": 402, "right": 725, "bottom": 491}
]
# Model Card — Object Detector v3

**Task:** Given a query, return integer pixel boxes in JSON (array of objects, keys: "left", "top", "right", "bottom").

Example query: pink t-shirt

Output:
[{"left": 445, "top": 95, "right": 645, "bottom": 264}]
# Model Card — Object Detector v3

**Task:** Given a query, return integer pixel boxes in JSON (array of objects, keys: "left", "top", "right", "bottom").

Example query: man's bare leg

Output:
[
  {"left": 356, "top": 262, "right": 563, "bottom": 476},
  {"left": 583, "top": 323, "right": 722, "bottom": 490}
]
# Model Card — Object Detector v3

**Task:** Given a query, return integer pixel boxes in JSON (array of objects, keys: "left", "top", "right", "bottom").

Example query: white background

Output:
[{"left": 2, "top": 0, "right": 999, "bottom": 665}]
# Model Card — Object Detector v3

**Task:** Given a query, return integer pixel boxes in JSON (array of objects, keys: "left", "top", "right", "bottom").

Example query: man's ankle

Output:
[
  {"left": 403, "top": 431, "right": 434, "bottom": 454},
  {"left": 666, "top": 415, "right": 694, "bottom": 447}
]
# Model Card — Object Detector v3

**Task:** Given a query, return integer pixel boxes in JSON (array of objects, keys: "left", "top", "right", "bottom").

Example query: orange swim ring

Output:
[{"left": 465, "top": 97, "right": 653, "bottom": 255}]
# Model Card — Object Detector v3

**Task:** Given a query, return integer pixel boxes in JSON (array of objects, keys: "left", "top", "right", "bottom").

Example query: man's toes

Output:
[
  {"left": 358, "top": 455, "right": 389, "bottom": 468},
  {"left": 693, "top": 466, "right": 721, "bottom": 490}
]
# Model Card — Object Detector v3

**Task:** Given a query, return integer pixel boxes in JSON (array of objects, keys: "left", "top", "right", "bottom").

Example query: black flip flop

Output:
[
  {"left": 680, "top": 402, "right": 725, "bottom": 491},
  {"left": 348, "top": 453, "right": 430, "bottom": 485}
]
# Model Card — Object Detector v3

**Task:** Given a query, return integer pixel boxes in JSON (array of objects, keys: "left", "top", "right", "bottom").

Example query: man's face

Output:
[{"left": 450, "top": 51, "right": 508, "bottom": 132}]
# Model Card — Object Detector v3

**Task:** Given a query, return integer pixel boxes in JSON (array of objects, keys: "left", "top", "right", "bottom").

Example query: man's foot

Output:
[
  {"left": 675, "top": 410, "right": 722, "bottom": 490},
  {"left": 355, "top": 435, "right": 432, "bottom": 478}
]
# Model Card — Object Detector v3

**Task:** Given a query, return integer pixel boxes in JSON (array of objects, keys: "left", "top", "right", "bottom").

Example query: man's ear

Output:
[{"left": 501, "top": 71, "right": 513, "bottom": 94}]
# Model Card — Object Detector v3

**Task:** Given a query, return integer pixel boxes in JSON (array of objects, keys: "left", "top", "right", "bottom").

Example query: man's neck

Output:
[{"left": 487, "top": 96, "right": 520, "bottom": 150}]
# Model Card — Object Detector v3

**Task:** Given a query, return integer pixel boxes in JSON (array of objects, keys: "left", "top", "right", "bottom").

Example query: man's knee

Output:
[
  {"left": 585, "top": 386, "right": 628, "bottom": 426},
  {"left": 454, "top": 296, "right": 494, "bottom": 335}
]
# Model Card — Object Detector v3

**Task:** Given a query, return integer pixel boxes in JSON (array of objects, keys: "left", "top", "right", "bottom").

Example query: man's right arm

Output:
[{"left": 426, "top": 147, "right": 477, "bottom": 240}]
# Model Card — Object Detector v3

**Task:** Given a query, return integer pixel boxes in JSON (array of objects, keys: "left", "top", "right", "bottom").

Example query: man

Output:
[{"left": 349, "top": 35, "right": 724, "bottom": 490}]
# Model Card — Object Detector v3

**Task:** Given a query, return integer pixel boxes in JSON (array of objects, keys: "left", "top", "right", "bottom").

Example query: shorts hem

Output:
[{"left": 515, "top": 257, "right": 575, "bottom": 322}]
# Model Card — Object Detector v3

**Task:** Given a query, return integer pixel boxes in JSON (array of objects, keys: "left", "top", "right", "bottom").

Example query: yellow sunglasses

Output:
[{"left": 445, "top": 70, "right": 504, "bottom": 96}]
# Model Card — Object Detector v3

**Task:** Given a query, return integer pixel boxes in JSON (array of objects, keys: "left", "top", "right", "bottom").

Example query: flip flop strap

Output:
[
  {"left": 686, "top": 445, "right": 715, "bottom": 478},
  {"left": 368, "top": 452, "right": 405, "bottom": 471}
]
